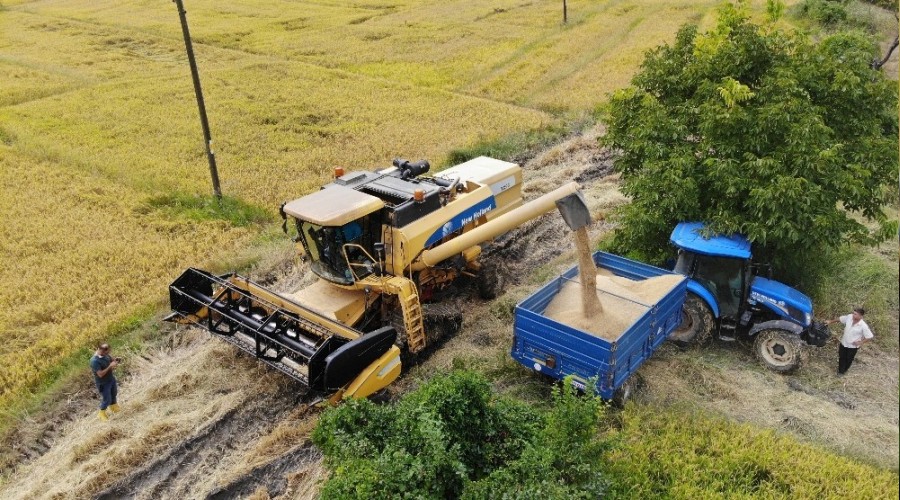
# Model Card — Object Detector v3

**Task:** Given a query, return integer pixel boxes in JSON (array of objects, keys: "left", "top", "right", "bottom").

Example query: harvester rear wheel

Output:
[
  {"left": 669, "top": 293, "right": 713, "bottom": 348},
  {"left": 754, "top": 329, "right": 803, "bottom": 374}
]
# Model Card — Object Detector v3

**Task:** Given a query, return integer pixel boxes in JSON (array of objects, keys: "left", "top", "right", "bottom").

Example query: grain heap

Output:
[{"left": 543, "top": 268, "right": 684, "bottom": 341}]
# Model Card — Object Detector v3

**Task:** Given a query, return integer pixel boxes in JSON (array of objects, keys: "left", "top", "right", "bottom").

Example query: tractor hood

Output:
[{"left": 749, "top": 276, "right": 813, "bottom": 326}]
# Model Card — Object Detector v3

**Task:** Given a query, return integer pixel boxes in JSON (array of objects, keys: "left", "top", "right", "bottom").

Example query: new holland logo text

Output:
[
  {"left": 750, "top": 291, "right": 788, "bottom": 314},
  {"left": 459, "top": 205, "right": 491, "bottom": 227}
]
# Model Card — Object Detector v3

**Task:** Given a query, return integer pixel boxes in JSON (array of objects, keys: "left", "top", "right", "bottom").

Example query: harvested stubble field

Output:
[
  {"left": 2, "top": 124, "right": 895, "bottom": 499},
  {"left": 2, "top": 0, "right": 734, "bottom": 419}
]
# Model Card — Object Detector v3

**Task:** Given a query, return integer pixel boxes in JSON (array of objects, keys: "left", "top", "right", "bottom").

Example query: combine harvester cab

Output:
[{"left": 167, "top": 268, "right": 401, "bottom": 402}]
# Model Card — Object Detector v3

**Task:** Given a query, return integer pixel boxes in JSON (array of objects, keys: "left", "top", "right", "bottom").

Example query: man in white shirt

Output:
[{"left": 826, "top": 307, "right": 874, "bottom": 375}]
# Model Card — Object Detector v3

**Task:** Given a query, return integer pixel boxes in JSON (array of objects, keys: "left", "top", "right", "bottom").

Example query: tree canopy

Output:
[{"left": 601, "top": 2, "right": 898, "bottom": 273}]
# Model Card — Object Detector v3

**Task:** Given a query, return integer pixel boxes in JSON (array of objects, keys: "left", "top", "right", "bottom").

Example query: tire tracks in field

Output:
[
  {"left": 0, "top": 385, "right": 95, "bottom": 475},
  {"left": 94, "top": 386, "right": 310, "bottom": 500},
  {"left": 206, "top": 443, "right": 321, "bottom": 499}
]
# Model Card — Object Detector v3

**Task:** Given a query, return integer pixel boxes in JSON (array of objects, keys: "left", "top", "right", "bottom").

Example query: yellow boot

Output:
[
  {"left": 109, "top": 403, "right": 120, "bottom": 413},
  {"left": 98, "top": 409, "right": 109, "bottom": 421}
]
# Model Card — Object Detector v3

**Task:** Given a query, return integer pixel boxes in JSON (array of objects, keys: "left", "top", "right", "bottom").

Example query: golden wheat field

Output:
[{"left": 1, "top": 0, "right": 793, "bottom": 419}]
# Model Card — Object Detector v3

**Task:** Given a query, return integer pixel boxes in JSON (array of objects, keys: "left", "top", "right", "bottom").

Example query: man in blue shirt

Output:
[{"left": 90, "top": 343, "right": 121, "bottom": 421}]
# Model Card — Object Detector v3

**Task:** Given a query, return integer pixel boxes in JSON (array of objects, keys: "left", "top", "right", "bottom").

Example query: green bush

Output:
[
  {"left": 799, "top": 0, "right": 850, "bottom": 26},
  {"left": 312, "top": 371, "right": 610, "bottom": 499},
  {"left": 462, "top": 381, "right": 611, "bottom": 499}
]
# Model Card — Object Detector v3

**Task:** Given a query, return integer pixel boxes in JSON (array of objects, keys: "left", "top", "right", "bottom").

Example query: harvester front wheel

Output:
[
  {"left": 669, "top": 293, "right": 713, "bottom": 348},
  {"left": 423, "top": 303, "right": 463, "bottom": 345},
  {"left": 754, "top": 329, "right": 803, "bottom": 374},
  {"left": 476, "top": 261, "right": 506, "bottom": 300}
]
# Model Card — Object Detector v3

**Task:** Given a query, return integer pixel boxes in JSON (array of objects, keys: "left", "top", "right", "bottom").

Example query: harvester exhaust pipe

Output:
[
  {"left": 416, "top": 181, "right": 587, "bottom": 268},
  {"left": 394, "top": 158, "right": 430, "bottom": 180}
]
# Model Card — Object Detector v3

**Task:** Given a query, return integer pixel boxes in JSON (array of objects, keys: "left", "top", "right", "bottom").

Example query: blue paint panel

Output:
[
  {"left": 750, "top": 277, "right": 812, "bottom": 314},
  {"left": 423, "top": 197, "right": 496, "bottom": 247},
  {"left": 512, "top": 251, "right": 688, "bottom": 399}
]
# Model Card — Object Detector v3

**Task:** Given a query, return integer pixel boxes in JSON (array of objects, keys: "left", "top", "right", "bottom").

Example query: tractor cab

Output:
[
  {"left": 668, "top": 223, "right": 825, "bottom": 370},
  {"left": 281, "top": 185, "right": 385, "bottom": 286},
  {"left": 671, "top": 222, "right": 753, "bottom": 323}
]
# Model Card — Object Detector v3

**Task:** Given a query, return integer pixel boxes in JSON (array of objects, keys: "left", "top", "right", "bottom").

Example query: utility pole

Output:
[
  {"left": 173, "top": 0, "right": 222, "bottom": 199},
  {"left": 563, "top": 0, "right": 567, "bottom": 24}
]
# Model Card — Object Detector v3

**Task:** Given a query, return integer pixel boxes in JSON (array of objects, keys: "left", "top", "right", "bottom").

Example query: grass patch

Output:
[
  {"left": 603, "top": 404, "right": 899, "bottom": 497},
  {"left": 139, "top": 192, "right": 274, "bottom": 227},
  {"left": 805, "top": 244, "right": 899, "bottom": 342},
  {"left": 0, "top": 126, "right": 14, "bottom": 146},
  {"left": 793, "top": 0, "right": 895, "bottom": 34},
  {"left": 445, "top": 121, "right": 577, "bottom": 166}
]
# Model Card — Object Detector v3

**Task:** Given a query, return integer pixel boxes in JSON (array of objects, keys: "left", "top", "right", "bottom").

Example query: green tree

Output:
[{"left": 601, "top": 1, "right": 898, "bottom": 276}]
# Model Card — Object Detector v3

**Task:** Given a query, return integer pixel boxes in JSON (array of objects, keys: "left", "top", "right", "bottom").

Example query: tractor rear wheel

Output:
[
  {"left": 669, "top": 293, "right": 713, "bottom": 348},
  {"left": 754, "top": 329, "right": 803, "bottom": 374}
]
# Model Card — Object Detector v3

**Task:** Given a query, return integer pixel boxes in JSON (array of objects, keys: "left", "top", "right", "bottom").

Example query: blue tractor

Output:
[{"left": 667, "top": 222, "right": 830, "bottom": 373}]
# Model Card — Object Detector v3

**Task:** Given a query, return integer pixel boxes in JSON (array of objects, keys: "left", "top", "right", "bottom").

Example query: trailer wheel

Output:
[
  {"left": 612, "top": 374, "right": 642, "bottom": 408},
  {"left": 754, "top": 329, "right": 803, "bottom": 374},
  {"left": 669, "top": 293, "right": 713, "bottom": 348}
]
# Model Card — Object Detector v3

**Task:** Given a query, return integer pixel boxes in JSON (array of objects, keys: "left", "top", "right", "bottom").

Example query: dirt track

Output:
[{"left": 1, "top": 126, "right": 896, "bottom": 498}]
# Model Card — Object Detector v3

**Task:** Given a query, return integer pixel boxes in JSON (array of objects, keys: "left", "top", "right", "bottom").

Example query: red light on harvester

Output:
[
  {"left": 413, "top": 189, "right": 425, "bottom": 203},
  {"left": 334, "top": 166, "right": 345, "bottom": 178}
]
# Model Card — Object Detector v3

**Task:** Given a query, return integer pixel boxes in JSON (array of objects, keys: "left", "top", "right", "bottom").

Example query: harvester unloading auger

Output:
[{"left": 167, "top": 156, "right": 591, "bottom": 402}]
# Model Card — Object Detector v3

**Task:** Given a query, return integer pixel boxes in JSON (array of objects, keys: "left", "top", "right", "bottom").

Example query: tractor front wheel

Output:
[
  {"left": 753, "top": 329, "right": 804, "bottom": 374},
  {"left": 669, "top": 293, "right": 713, "bottom": 348}
]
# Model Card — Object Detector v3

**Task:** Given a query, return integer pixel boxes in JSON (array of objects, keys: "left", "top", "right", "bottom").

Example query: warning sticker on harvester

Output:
[{"left": 490, "top": 176, "right": 516, "bottom": 196}]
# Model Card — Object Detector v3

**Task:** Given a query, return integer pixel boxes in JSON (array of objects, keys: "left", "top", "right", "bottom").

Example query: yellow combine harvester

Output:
[{"left": 167, "top": 156, "right": 590, "bottom": 402}]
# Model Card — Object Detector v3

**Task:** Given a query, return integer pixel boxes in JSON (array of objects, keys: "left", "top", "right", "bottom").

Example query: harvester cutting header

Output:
[{"left": 168, "top": 156, "right": 591, "bottom": 402}]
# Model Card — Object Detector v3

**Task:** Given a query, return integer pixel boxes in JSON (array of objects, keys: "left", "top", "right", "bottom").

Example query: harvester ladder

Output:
[{"left": 388, "top": 277, "right": 426, "bottom": 353}]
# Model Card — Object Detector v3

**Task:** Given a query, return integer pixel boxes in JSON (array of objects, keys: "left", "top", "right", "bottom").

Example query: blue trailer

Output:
[{"left": 511, "top": 251, "right": 687, "bottom": 402}]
